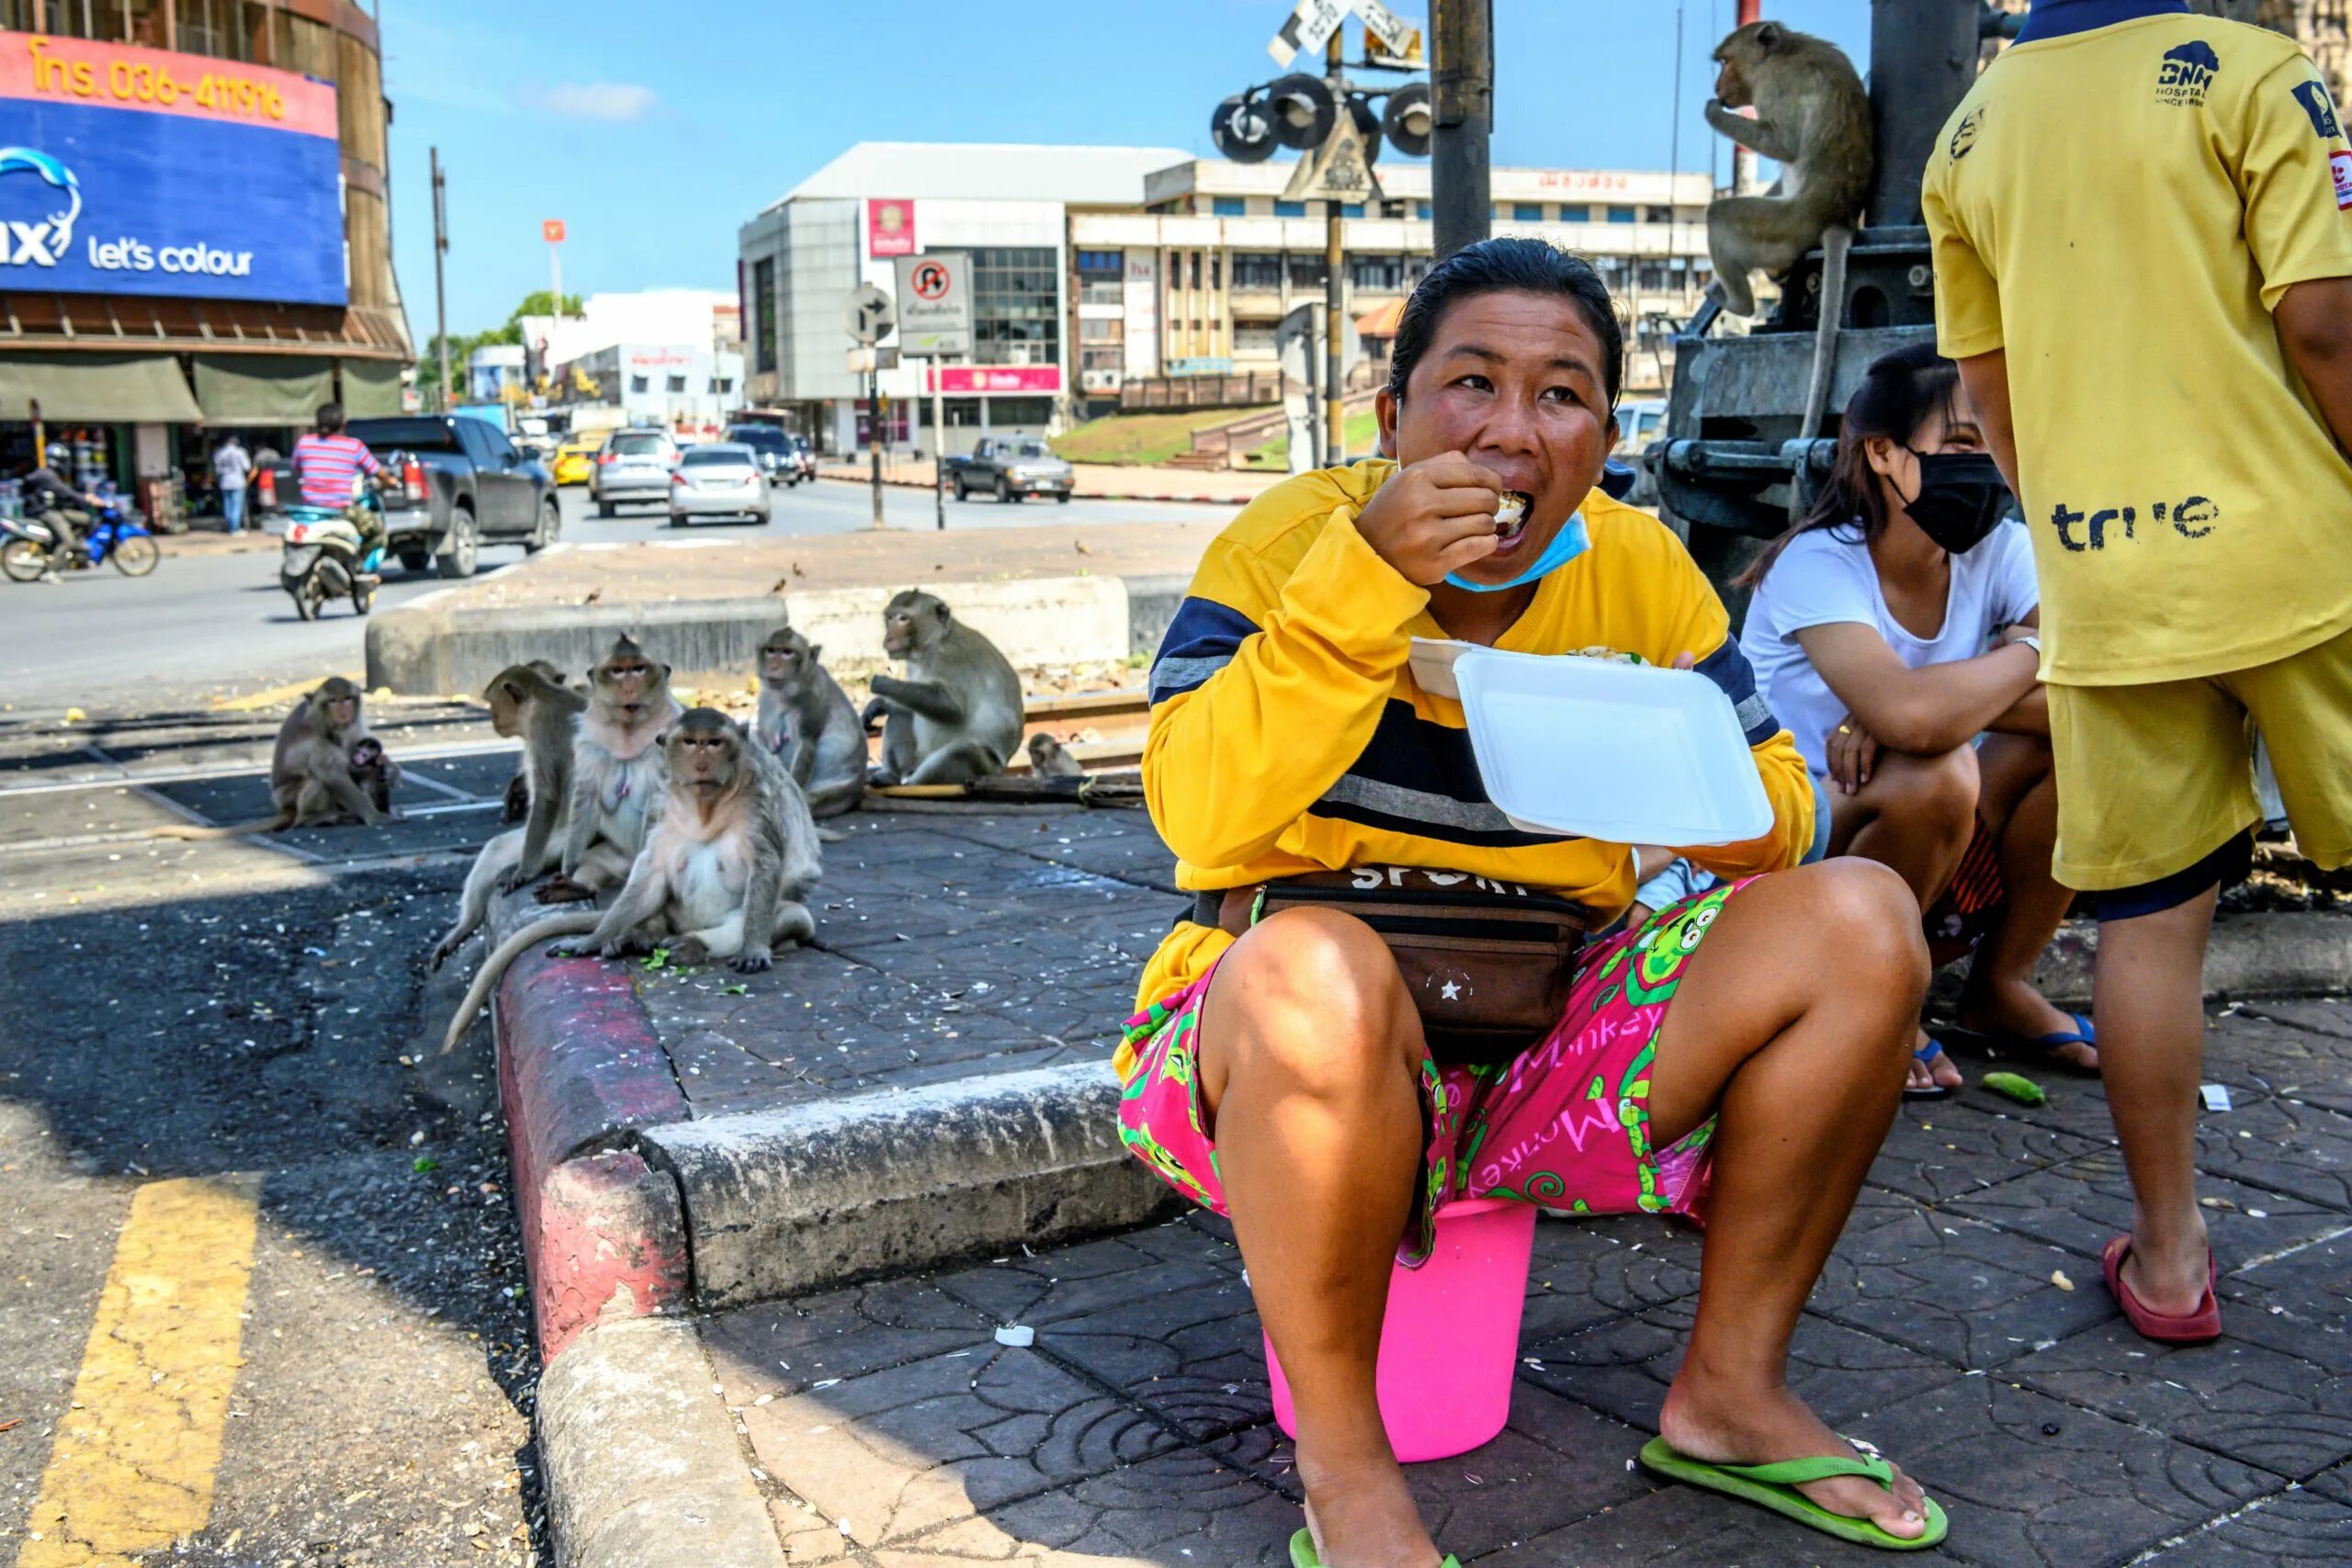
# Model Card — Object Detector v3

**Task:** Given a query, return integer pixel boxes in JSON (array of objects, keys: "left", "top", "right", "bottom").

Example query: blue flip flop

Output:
[
  {"left": 1904, "top": 1038, "right": 1955, "bottom": 1100},
  {"left": 1973, "top": 1011, "right": 2100, "bottom": 1076}
]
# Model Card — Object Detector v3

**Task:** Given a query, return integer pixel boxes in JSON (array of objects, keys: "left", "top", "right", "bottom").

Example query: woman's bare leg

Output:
[
  {"left": 1646, "top": 860, "right": 1936, "bottom": 1540},
  {"left": 1958, "top": 734, "right": 2094, "bottom": 1064},
  {"left": 1829, "top": 745, "right": 1978, "bottom": 1089},
  {"left": 1196, "top": 906, "right": 1439, "bottom": 1568}
]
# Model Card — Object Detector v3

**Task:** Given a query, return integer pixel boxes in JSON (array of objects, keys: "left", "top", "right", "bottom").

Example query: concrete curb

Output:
[
  {"left": 369, "top": 573, "right": 1143, "bottom": 695},
  {"left": 537, "top": 1317, "right": 786, "bottom": 1568},
  {"left": 1934, "top": 910, "right": 2352, "bottom": 1010},
  {"left": 639, "top": 1061, "right": 1177, "bottom": 1311}
]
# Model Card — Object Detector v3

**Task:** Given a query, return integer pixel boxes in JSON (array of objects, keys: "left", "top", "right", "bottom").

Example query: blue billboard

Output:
[{"left": 0, "top": 35, "right": 346, "bottom": 306}]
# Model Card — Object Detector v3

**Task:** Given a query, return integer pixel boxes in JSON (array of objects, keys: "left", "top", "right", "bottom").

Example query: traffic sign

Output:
[
  {"left": 844, "top": 282, "right": 895, "bottom": 346},
  {"left": 1268, "top": 0, "right": 1416, "bottom": 67},
  {"left": 890, "top": 253, "right": 972, "bottom": 358},
  {"left": 542, "top": 219, "right": 565, "bottom": 243},
  {"left": 1282, "top": 107, "right": 1384, "bottom": 204}
]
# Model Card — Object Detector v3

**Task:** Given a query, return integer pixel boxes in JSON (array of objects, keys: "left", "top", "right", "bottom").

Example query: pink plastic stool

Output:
[{"left": 1264, "top": 1197, "right": 1537, "bottom": 1462}]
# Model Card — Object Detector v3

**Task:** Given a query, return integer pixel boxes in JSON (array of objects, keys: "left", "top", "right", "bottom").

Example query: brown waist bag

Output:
[{"left": 1193, "top": 867, "right": 1595, "bottom": 1066}]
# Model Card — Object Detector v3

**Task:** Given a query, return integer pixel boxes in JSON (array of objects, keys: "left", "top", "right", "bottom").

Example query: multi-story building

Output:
[
  {"left": 0, "top": 3, "right": 409, "bottom": 518},
  {"left": 738, "top": 142, "right": 1716, "bottom": 453}
]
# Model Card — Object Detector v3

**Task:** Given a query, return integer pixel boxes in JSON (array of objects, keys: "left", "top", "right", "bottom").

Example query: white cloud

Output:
[{"left": 528, "top": 82, "right": 659, "bottom": 122}]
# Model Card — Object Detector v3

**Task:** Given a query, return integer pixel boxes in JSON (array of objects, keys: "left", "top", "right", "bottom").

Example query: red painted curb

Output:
[{"left": 495, "top": 946, "right": 694, "bottom": 1362}]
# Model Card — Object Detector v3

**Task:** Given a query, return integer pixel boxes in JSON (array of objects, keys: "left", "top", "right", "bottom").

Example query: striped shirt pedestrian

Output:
[{"left": 292, "top": 431, "right": 379, "bottom": 506}]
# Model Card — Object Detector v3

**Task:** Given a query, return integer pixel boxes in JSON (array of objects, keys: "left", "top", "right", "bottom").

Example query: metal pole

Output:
[
  {"left": 1324, "top": 28, "right": 1346, "bottom": 465},
  {"left": 431, "top": 147, "right": 451, "bottom": 412},
  {"left": 549, "top": 241, "right": 563, "bottom": 325},
  {"left": 1865, "top": 0, "right": 1981, "bottom": 228},
  {"left": 869, "top": 371, "right": 885, "bottom": 529},
  {"left": 1734, "top": 0, "right": 1762, "bottom": 195},
  {"left": 932, "top": 365, "right": 945, "bottom": 530},
  {"left": 1430, "top": 0, "right": 1492, "bottom": 260}
]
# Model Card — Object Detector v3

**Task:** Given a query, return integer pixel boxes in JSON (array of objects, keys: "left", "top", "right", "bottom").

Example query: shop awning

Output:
[
  {"left": 0, "top": 352, "right": 202, "bottom": 423},
  {"left": 194, "top": 355, "right": 334, "bottom": 425},
  {"left": 1355, "top": 298, "right": 1407, "bottom": 339},
  {"left": 338, "top": 356, "right": 406, "bottom": 418}
]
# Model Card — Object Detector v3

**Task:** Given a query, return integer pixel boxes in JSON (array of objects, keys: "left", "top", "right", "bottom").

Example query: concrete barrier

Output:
[{"left": 368, "top": 574, "right": 1144, "bottom": 694}]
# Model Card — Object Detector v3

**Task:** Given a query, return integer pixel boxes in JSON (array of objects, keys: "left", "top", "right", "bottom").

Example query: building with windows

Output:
[
  {"left": 738, "top": 142, "right": 1716, "bottom": 451},
  {"left": 0, "top": 2, "right": 409, "bottom": 523}
]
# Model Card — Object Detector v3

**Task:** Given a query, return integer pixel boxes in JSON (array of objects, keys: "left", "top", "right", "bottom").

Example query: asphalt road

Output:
[
  {"left": 0, "top": 704, "right": 537, "bottom": 1564},
  {"left": 1, "top": 482, "right": 1234, "bottom": 715}
]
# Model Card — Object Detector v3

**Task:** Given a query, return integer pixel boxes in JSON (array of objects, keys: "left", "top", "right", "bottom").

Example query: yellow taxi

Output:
[{"left": 551, "top": 432, "right": 603, "bottom": 487}]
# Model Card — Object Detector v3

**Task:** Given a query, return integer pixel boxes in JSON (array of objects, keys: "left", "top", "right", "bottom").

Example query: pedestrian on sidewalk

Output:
[
  {"left": 211, "top": 433, "right": 252, "bottom": 534},
  {"left": 1924, "top": 0, "right": 2352, "bottom": 1344}
]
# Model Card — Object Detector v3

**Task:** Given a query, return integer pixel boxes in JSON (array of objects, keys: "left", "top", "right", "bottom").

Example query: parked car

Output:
[
  {"left": 722, "top": 423, "right": 802, "bottom": 487},
  {"left": 668, "top": 443, "right": 771, "bottom": 527},
  {"left": 589, "top": 428, "right": 678, "bottom": 517},
  {"left": 550, "top": 431, "right": 602, "bottom": 487},
  {"left": 262, "top": 414, "right": 558, "bottom": 579},
  {"left": 944, "top": 435, "right": 1072, "bottom": 503}
]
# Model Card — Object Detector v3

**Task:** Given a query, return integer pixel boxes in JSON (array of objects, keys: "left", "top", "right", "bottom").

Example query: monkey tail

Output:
[
  {"left": 149, "top": 809, "right": 296, "bottom": 841},
  {"left": 441, "top": 912, "right": 602, "bottom": 1055}
]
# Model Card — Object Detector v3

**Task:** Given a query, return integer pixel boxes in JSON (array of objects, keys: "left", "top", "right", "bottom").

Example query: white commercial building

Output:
[{"left": 738, "top": 142, "right": 1721, "bottom": 453}]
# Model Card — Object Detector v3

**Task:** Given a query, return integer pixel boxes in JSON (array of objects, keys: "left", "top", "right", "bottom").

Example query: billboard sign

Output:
[
  {"left": 890, "top": 252, "right": 970, "bottom": 357},
  {"left": 866, "top": 197, "right": 915, "bottom": 257},
  {"left": 542, "top": 219, "right": 566, "bottom": 243},
  {"left": 0, "top": 34, "right": 345, "bottom": 305},
  {"left": 928, "top": 366, "right": 1061, "bottom": 394}
]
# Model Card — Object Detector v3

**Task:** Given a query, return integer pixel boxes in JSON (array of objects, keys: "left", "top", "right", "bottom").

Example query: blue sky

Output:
[{"left": 382, "top": 1, "right": 1873, "bottom": 336}]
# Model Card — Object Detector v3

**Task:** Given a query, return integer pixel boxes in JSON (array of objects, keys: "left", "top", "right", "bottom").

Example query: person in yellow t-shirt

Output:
[
  {"left": 1115, "top": 239, "right": 1950, "bottom": 1564},
  {"left": 1924, "top": 0, "right": 2352, "bottom": 1346}
]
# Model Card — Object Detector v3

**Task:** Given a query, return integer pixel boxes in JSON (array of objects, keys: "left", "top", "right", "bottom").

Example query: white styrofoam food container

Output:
[{"left": 1450, "top": 644, "right": 1775, "bottom": 846}]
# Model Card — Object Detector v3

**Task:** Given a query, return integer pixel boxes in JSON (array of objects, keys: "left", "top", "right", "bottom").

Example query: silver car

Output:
[
  {"left": 591, "top": 428, "right": 678, "bottom": 516},
  {"left": 668, "top": 443, "right": 771, "bottom": 527}
]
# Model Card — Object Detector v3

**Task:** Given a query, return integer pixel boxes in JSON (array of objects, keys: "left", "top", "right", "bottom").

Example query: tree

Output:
[{"left": 413, "top": 291, "right": 584, "bottom": 405}]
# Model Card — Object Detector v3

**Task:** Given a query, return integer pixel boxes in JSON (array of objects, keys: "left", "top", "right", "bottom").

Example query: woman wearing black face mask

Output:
[{"left": 1732, "top": 344, "right": 2096, "bottom": 1093}]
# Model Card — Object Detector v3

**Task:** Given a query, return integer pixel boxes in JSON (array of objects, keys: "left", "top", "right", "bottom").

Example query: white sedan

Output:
[{"left": 668, "top": 443, "right": 772, "bottom": 526}]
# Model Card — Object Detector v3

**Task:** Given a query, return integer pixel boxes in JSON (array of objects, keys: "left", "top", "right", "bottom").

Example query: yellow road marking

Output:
[{"left": 16, "top": 1176, "right": 260, "bottom": 1568}]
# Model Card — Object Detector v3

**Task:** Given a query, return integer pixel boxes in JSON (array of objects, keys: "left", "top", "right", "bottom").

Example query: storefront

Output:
[{"left": 0, "top": 9, "right": 410, "bottom": 525}]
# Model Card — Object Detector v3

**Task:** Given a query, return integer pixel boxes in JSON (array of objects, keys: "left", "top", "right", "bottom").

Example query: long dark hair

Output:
[
  {"left": 1736, "top": 343, "right": 1962, "bottom": 591},
  {"left": 1386, "top": 238, "right": 1624, "bottom": 412}
]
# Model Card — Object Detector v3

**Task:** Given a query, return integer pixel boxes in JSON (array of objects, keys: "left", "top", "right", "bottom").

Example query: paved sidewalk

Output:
[
  {"left": 561, "top": 995, "right": 2352, "bottom": 1566},
  {"left": 820, "top": 458, "right": 1274, "bottom": 506}
]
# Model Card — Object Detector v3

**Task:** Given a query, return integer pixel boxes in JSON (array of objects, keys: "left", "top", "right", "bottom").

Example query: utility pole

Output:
[
  {"left": 870, "top": 373, "right": 885, "bottom": 530},
  {"left": 932, "top": 367, "right": 945, "bottom": 530},
  {"left": 1430, "top": 0, "right": 1493, "bottom": 260},
  {"left": 431, "top": 147, "right": 451, "bottom": 412},
  {"left": 1324, "top": 28, "right": 1347, "bottom": 465}
]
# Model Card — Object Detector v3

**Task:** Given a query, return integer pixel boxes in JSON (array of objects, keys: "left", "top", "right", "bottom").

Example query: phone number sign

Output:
[{"left": 0, "top": 34, "right": 345, "bottom": 304}]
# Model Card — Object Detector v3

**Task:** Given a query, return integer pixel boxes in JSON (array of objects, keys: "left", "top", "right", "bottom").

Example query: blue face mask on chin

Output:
[{"left": 1443, "top": 509, "right": 1591, "bottom": 592}]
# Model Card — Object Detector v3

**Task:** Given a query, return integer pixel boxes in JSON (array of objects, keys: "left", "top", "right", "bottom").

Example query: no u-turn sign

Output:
[{"left": 891, "top": 251, "right": 971, "bottom": 358}]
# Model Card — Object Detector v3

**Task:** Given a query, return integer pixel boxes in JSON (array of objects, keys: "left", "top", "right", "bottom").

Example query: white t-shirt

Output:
[{"left": 1739, "top": 520, "right": 2039, "bottom": 777}]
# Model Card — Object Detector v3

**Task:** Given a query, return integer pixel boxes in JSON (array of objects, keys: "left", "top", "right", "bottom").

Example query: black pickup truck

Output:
[{"left": 263, "top": 415, "right": 559, "bottom": 578}]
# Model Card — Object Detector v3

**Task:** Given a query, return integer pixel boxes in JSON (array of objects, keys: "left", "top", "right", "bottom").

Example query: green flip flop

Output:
[
  {"left": 1288, "top": 1528, "right": 1460, "bottom": 1567},
  {"left": 1637, "top": 1435, "right": 1950, "bottom": 1551}
]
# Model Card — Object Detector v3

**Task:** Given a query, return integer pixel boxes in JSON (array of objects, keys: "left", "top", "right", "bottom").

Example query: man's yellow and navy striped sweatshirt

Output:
[{"left": 1136, "top": 459, "right": 1815, "bottom": 1010}]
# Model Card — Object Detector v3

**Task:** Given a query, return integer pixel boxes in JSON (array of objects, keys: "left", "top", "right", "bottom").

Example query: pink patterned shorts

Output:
[{"left": 1114, "top": 881, "right": 1748, "bottom": 1266}]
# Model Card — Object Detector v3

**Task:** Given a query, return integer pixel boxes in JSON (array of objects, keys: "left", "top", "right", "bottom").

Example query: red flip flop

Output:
[{"left": 2102, "top": 1235, "right": 2221, "bottom": 1343}]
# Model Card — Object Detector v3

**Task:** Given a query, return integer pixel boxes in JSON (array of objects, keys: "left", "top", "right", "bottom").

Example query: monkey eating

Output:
[
  {"left": 752, "top": 626, "right": 867, "bottom": 818},
  {"left": 428, "top": 662, "right": 588, "bottom": 969},
  {"left": 1702, "top": 19, "right": 1872, "bottom": 319},
  {"left": 1025, "top": 731, "right": 1083, "bottom": 779},
  {"left": 861, "top": 590, "right": 1025, "bottom": 787},
  {"left": 536, "top": 634, "right": 683, "bottom": 905},
  {"left": 442, "top": 708, "right": 823, "bottom": 1052}
]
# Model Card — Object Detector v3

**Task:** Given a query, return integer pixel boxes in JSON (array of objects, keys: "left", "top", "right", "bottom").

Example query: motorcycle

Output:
[
  {"left": 0, "top": 500, "right": 160, "bottom": 583},
  {"left": 277, "top": 478, "right": 387, "bottom": 620}
]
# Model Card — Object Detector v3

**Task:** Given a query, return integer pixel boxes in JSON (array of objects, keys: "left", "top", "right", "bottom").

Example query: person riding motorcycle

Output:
[
  {"left": 22, "top": 442, "right": 104, "bottom": 583},
  {"left": 292, "top": 401, "right": 386, "bottom": 583}
]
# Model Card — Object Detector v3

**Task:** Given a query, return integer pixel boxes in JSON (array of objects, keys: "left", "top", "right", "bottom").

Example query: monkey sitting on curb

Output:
[
  {"left": 500, "top": 660, "right": 571, "bottom": 823},
  {"left": 1026, "top": 732, "right": 1083, "bottom": 778},
  {"left": 861, "top": 590, "right": 1025, "bottom": 786},
  {"left": 1702, "top": 19, "right": 1872, "bottom": 319},
  {"left": 441, "top": 709, "right": 822, "bottom": 1052},
  {"left": 428, "top": 663, "right": 587, "bottom": 969},
  {"left": 752, "top": 626, "right": 867, "bottom": 818},
  {"left": 536, "top": 634, "right": 683, "bottom": 905}
]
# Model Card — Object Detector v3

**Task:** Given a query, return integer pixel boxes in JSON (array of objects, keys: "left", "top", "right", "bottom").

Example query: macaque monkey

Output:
[
  {"left": 347, "top": 737, "right": 396, "bottom": 819},
  {"left": 442, "top": 709, "right": 822, "bottom": 1052},
  {"left": 268, "top": 676, "right": 395, "bottom": 828},
  {"left": 536, "top": 634, "right": 683, "bottom": 905},
  {"left": 500, "top": 660, "right": 571, "bottom": 822},
  {"left": 1025, "top": 732, "right": 1083, "bottom": 778},
  {"left": 752, "top": 626, "right": 866, "bottom": 818},
  {"left": 429, "top": 663, "right": 587, "bottom": 969},
  {"left": 861, "top": 590, "right": 1024, "bottom": 786},
  {"left": 1703, "top": 20, "right": 1872, "bottom": 318}
]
